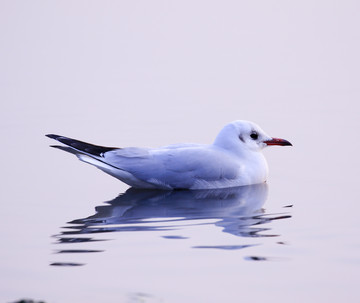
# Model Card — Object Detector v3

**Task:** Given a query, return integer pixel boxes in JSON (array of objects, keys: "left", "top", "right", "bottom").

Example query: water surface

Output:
[{"left": 51, "top": 185, "right": 291, "bottom": 267}]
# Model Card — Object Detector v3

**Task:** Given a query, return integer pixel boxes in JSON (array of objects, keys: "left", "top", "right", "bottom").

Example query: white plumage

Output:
[{"left": 47, "top": 120, "right": 291, "bottom": 190}]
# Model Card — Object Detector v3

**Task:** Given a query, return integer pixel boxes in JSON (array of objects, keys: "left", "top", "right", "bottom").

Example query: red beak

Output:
[{"left": 265, "top": 137, "right": 292, "bottom": 146}]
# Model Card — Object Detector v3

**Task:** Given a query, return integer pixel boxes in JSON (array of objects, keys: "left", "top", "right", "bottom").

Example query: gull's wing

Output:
[{"left": 103, "top": 146, "right": 239, "bottom": 189}]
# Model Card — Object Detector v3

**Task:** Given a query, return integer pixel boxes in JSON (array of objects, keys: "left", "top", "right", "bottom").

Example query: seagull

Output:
[{"left": 46, "top": 120, "right": 292, "bottom": 190}]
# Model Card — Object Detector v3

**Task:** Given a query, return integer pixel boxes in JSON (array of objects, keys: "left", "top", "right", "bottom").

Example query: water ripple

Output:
[{"left": 51, "top": 183, "right": 291, "bottom": 265}]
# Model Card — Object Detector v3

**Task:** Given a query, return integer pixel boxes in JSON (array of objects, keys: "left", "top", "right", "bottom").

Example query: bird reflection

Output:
[{"left": 52, "top": 183, "right": 291, "bottom": 266}]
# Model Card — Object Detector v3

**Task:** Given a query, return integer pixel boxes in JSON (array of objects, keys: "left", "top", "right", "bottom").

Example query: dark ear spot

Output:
[{"left": 239, "top": 135, "right": 245, "bottom": 143}]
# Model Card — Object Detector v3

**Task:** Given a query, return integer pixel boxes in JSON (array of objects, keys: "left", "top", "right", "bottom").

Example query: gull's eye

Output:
[{"left": 250, "top": 132, "right": 258, "bottom": 140}]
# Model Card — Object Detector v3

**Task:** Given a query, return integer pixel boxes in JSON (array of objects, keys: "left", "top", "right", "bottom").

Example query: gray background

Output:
[{"left": 1, "top": 1, "right": 359, "bottom": 302}]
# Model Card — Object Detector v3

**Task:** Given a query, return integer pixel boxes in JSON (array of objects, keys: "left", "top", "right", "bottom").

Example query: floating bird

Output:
[{"left": 46, "top": 120, "right": 292, "bottom": 190}]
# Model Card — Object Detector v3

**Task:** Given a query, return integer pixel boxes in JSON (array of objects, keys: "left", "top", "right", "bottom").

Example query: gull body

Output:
[{"left": 46, "top": 120, "right": 292, "bottom": 190}]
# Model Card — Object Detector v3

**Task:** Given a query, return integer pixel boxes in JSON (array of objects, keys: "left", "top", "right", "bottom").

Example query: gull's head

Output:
[{"left": 213, "top": 120, "right": 292, "bottom": 153}]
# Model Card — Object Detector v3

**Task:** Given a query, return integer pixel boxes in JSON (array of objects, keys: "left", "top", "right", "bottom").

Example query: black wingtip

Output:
[
  {"left": 45, "top": 134, "right": 119, "bottom": 156},
  {"left": 46, "top": 134, "right": 61, "bottom": 140},
  {"left": 50, "top": 145, "right": 79, "bottom": 155}
]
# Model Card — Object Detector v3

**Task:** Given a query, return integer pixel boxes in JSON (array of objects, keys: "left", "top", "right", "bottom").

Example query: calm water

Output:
[
  {"left": 51, "top": 184, "right": 291, "bottom": 267},
  {"left": 1, "top": 1, "right": 360, "bottom": 303}
]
